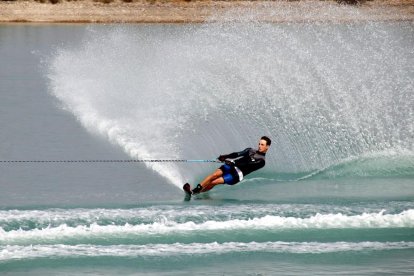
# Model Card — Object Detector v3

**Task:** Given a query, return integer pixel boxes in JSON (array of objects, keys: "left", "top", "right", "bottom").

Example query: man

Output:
[{"left": 183, "top": 136, "right": 271, "bottom": 196}]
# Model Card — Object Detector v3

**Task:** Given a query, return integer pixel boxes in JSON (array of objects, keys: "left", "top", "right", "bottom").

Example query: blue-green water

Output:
[{"left": 1, "top": 19, "right": 414, "bottom": 275}]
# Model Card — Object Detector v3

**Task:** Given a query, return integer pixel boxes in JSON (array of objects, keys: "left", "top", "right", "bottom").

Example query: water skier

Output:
[{"left": 183, "top": 136, "right": 271, "bottom": 196}]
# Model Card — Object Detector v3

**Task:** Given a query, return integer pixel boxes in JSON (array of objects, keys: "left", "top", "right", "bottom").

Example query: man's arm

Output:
[{"left": 218, "top": 148, "right": 251, "bottom": 162}]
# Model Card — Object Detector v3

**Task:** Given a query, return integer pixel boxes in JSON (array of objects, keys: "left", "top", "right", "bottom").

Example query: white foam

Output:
[
  {"left": 3, "top": 202, "right": 411, "bottom": 225},
  {"left": 1, "top": 210, "right": 413, "bottom": 244},
  {"left": 1, "top": 241, "right": 413, "bottom": 261},
  {"left": 0, "top": 208, "right": 171, "bottom": 224}
]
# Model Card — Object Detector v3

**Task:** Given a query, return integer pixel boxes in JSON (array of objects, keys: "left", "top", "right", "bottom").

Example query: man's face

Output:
[{"left": 258, "top": 139, "right": 269, "bottom": 153}]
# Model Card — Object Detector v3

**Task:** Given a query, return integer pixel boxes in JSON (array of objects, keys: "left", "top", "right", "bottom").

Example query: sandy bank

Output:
[{"left": 1, "top": 0, "right": 413, "bottom": 23}]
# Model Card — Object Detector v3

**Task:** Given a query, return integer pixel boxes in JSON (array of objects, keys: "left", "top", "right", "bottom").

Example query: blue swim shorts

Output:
[{"left": 219, "top": 164, "right": 240, "bottom": 185}]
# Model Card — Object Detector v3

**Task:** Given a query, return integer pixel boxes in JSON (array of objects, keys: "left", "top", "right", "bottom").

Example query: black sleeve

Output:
[{"left": 221, "top": 148, "right": 251, "bottom": 159}]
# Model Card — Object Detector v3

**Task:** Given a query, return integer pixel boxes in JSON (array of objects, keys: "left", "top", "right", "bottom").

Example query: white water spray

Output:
[{"left": 48, "top": 20, "right": 414, "bottom": 187}]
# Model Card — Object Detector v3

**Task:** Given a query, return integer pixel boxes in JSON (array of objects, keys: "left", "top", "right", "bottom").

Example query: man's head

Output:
[{"left": 258, "top": 136, "right": 271, "bottom": 153}]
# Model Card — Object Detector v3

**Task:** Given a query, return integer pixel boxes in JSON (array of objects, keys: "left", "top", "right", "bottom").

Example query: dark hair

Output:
[{"left": 261, "top": 136, "right": 271, "bottom": 146}]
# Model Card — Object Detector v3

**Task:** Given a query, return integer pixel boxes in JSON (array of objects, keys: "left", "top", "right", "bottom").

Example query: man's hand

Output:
[
  {"left": 217, "top": 155, "right": 227, "bottom": 162},
  {"left": 224, "top": 159, "right": 235, "bottom": 165}
]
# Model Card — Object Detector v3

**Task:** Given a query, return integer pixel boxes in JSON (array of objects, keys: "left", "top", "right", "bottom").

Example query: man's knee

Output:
[
  {"left": 212, "top": 169, "right": 223, "bottom": 178},
  {"left": 211, "top": 177, "right": 225, "bottom": 185}
]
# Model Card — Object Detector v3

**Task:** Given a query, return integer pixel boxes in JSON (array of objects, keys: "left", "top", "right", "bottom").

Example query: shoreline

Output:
[{"left": 1, "top": 0, "right": 414, "bottom": 23}]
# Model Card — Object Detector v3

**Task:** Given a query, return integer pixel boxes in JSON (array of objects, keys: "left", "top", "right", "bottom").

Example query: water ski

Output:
[{"left": 183, "top": 183, "right": 192, "bottom": 200}]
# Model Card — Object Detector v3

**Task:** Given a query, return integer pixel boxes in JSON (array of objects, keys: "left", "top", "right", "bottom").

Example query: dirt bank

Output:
[{"left": 1, "top": 0, "right": 413, "bottom": 23}]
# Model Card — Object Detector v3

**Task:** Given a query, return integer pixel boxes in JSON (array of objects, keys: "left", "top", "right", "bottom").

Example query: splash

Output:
[{"left": 48, "top": 20, "right": 414, "bottom": 187}]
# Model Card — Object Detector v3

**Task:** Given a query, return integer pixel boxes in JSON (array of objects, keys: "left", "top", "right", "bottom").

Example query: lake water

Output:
[{"left": 0, "top": 21, "right": 413, "bottom": 275}]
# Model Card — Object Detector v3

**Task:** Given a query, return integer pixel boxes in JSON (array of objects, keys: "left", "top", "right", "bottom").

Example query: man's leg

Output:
[
  {"left": 200, "top": 176, "right": 225, "bottom": 192},
  {"left": 192, "top": 169, "right": 223, "bottom": 194},
  {"left": 200, "top": 169, "right": 223, "bottom": 186}
]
